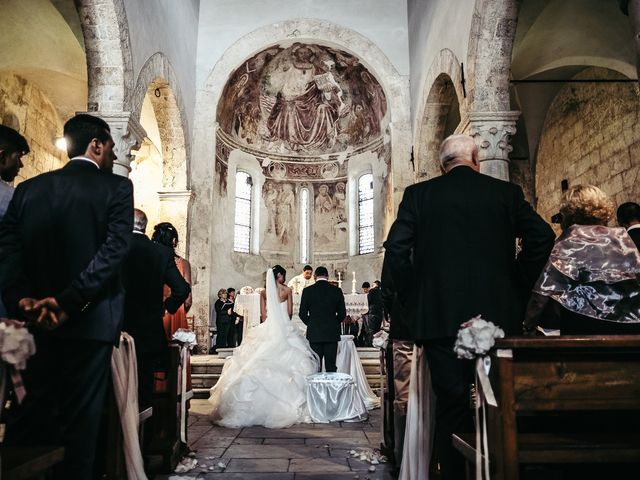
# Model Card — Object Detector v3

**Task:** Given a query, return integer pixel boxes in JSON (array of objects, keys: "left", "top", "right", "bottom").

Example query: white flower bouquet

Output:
[
  {"left": 239, "top": 286, "right": 254, "bottom": 295},
  {"left": 0, "top": 320, "right": 36, "bottom": 370},
  {"left": 454, "top": 315, "right": 504, "bottom": 360},
  {"left": 172, "top": 328, "right": 197, "bottom": 347}
]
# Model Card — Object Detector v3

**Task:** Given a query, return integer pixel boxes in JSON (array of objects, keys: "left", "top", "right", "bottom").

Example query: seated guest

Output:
[
  {"left": 214, "top": 288, "right": 233, "bottom": 349},
  {"left": 122, "top": 209, "right": 190, "bottom": 409},
  {"left": 525, "top": 185, "right": 640, "bottom": 335},
  {"left": 361, "top": 281, "right": 370, "bottom": 294},
  {"left": 617, "top": 201, "right": 640, "bottom": 250}
]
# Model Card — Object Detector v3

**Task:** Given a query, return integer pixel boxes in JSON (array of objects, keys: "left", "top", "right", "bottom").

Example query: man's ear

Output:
[{"left": 0, "top": 148, "right": 6, "bottom": 165}]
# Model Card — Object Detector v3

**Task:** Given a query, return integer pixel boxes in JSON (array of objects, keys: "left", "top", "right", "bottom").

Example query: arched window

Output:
[
  {"left": 233, "top": 170, "right": 252, "bottom": 253},
  {"left": 300, "top": 187, "right": 310, "bottom": 263},
  {"left": 358, "top": 173, "right": 374, "bottom": 254}
]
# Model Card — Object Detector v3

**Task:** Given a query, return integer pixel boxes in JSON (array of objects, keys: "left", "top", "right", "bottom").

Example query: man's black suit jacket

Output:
[
  {"left": 122, "top": 233, "right": 190, "bottom": 353},
  {"left": 0, "top": 160, "right": 134, "bottom": 344},
  {"left": 628, "top": 227, "right": 640, "bottom": 251},
  {"left": 299, "top": 280, "right": 347, "bottom": 343},
  {"left": 384, "top": 166, "right": 555, "bottom": 340}
]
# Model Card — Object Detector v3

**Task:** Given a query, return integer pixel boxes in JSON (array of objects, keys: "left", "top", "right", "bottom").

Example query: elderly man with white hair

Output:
[{"left": 383, "top": 134, "right": 554, "bottom": 479}]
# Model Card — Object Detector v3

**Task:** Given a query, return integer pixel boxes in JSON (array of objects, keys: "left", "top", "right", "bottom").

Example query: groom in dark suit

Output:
[
  {"left": 299, "top": 266, "right": 346, "bottom": 372},
  {"left": 0, "top": 114, "right": 134, "bottom": 479}
]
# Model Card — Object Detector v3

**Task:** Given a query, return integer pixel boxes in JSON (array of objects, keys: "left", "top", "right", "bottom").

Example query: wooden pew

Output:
[
  {"left": 1, "top": 446, "right": 65, "bottom": 480},
  {"left": 453, "top": 335, "right": 640, "bottom": 479},
  {"left": 145, "top": 344, "right": 192, "bottom": 473}
]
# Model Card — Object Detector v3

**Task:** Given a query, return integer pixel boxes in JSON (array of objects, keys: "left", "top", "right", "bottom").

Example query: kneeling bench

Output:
[{"left": 453, "top": 335, "right": 640, "bottom": 479}]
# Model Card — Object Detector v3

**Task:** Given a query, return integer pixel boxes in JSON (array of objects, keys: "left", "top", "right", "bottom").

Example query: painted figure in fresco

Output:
[
  {"left": 276, "top": 183, "right": 295, "bottom": 245},
  {"left": 265, "top": 45, "right": 343, "bottom": 152},
  {"left": 264, "top": 181, "right": 279, "bottom": 234}
]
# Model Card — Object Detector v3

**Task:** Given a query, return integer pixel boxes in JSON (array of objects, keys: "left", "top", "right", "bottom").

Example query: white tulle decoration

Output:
[{"left": 454, "top": 315, "right": 504, "bottom": 360}]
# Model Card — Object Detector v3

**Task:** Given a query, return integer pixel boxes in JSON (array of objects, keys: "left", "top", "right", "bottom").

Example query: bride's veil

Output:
[{"left": 263, "top": 267, "right": 289, "bottom": 336}]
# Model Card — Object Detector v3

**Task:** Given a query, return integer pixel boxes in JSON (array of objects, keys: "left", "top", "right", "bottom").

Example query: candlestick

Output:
[
  {"left": 351, "top": 279, "right": 356, "bottom": 295},
  {"left": 337, "top": 272, "right": 342, "bottom": 290}
]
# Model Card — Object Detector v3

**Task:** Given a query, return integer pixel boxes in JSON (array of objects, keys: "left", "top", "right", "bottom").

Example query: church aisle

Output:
[{"left": 157, "top": 400, "right": 395, "bottom": 479}]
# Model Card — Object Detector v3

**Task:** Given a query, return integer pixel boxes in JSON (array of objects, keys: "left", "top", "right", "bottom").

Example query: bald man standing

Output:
[{"left": 384, "top": 134, "right": 554, "bottom": 479}]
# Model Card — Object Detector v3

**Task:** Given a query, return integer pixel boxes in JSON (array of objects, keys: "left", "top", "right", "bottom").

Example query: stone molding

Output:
[
  {"left": 158, "top": 190, "right": 193, "bottom": 201},
  {"left": 468, "top": 111, "right": 520, "bottom": 180}
]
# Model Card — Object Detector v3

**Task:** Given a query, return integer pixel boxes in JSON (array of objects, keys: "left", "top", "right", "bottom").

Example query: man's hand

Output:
[{"left": 19, "top": 297, "right": 69, "bottom": 330}]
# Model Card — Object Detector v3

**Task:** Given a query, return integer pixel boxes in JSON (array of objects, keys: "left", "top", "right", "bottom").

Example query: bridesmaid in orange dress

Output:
[{"left": 152, "top": 222, "right": 193, "bottom": 397}]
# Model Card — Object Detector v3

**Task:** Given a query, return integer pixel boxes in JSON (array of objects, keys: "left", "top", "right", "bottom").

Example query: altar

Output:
[{"left": 234, "top": 292, "right": 369, "bottom": 338}]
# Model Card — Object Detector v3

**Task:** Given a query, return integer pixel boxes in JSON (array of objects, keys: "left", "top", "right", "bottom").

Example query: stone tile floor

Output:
[{"left": 156, "top": 400, "right": 396, "bottom": 480}]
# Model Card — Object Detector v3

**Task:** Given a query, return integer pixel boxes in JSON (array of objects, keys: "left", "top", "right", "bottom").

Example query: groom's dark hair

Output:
[
  {"left": 272, "top": 264, "right": 286, "bottom": 279},
  {"left": 314, "top": 266, "right": 328, "bottom": 278}
]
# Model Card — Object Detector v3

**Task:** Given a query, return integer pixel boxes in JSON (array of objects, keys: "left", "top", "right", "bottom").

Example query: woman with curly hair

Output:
[
  {"left": 152, "top": 222, "right": 193, "bottom": 339},
  {"left": 524, "top": 185, "right": 640, "bottom": 334}
]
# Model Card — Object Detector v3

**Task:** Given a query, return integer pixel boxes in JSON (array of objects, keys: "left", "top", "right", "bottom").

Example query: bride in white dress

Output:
[{"left": 208, "top": 265, "right": 319, "bottom": 428}]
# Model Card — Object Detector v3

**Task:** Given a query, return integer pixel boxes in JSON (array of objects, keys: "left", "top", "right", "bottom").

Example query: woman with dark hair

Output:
[
  {"left": 152, "top": 222, "right": 193, "bottom": 339},
  {"left": 209, "top": 265, "right": 319, "bottom": 428},
  {"left": 524, "top": 185, "right": 640, "bottom": 334}
]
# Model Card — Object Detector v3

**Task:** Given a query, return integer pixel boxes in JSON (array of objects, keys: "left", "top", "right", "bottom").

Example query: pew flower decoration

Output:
[
  {"left": 454, "top": 315, "right": 503, "bottom": 480},
  {"left": 0, "top": 319, "right": 36, "bottom": 370},
  {"left": 239, "top": 286, "right": 254, "bottom": 295},
  {"left": 454, "top": 315, "right": 504, "bottom": 360}
]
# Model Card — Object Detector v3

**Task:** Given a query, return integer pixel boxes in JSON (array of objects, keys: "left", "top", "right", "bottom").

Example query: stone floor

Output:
[{"left": 156, "top": 400, "right": 396, "bottom": 480}]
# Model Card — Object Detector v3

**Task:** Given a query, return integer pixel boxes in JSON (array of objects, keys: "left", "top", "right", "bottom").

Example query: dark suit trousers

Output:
[
  {"left": 310, "top": 342, "right": 338, "bottom": 372},
  {"left": 216, "top": 319, "right": 230, "bottom": 349},
  {"left": 6, "top": 334, "right": 112, "bottom": 480},
  {"left": 136, "top": 350, "right": 164, "bottom": 411},
  {"left": 424, "top": 338, "right": 474, "bottom": 480}
]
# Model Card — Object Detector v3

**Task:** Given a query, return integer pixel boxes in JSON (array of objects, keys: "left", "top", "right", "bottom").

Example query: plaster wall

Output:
[
  {"left": 196, "top": 0, "right": 409, "bottom": 88},
  {"left": 123, "top": 0, "right": 199, "bottom": 131},
  {"left": 408, "top": 0, "right": 474, "bottom": 128}
]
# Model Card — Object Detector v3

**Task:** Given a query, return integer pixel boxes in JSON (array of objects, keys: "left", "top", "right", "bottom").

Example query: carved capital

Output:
[
  {"left": 82, "top": 112, "right": 146, "bottom": 177},
  {"left": 468, "top": 111, "right": 519, "bottom": 181},
  {"left": 468, "top": 111, "right": 520, "bottom": 163}
]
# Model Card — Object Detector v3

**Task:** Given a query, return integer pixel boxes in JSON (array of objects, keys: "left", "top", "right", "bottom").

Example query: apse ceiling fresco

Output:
[{"left": 217, "top": 42, "right": 389, "bottom": 158}]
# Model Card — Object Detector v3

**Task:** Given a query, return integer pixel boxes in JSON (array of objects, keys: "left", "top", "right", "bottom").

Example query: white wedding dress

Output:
[{"left": 208, "top": 269, "right": 320, "bottom": 428}]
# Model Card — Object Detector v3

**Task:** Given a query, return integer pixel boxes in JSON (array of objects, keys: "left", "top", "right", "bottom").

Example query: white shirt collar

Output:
[
  {"left": 133, "top": 230, "right": 145, "bottom": 235},
  {"left": 628, "top": 224, "right": 640, "bottom": 232},
  {"left": 316, "top": 277, "right": 328, "bottom": 282},
  {"left": 71, "top": 156, "right": 100, "bottom": 169}
]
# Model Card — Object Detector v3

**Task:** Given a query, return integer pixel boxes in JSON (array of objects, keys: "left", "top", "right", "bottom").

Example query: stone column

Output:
[
  {"left": 468, "top": 111, "right": 520, "bottom": 181},
  {"left": 158, "top": 190, "right": 193, "bottom": 257},
  {"left": 92, "top": 112, "right": 146, "bottom": 177},
  {"left": 620, "top": 1, "right": 640, "bottom": 80}
]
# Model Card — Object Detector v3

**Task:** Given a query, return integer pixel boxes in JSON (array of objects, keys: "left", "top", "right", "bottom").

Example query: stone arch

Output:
[
  {"left": 76, "top": 0, "right": 134, "bottom": 112},
  {"left": 132, "top": 52, "right": 190, "bottom": 190},
  {"left": 414, "top": 50, "right": 465, "bottom": 181}
]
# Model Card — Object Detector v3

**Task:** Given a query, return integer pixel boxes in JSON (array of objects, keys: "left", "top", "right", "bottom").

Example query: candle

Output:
[
  {"left": 352, "top": 271, "right": 355, "bottom": 281},
  {"left": 337, "top": 272, "right": 341, "bottom": 281}
]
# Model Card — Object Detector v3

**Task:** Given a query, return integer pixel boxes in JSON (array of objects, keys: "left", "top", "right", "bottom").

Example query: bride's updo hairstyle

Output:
[{"left": 272, "top": 264, "right": 286, "bottom": 281}]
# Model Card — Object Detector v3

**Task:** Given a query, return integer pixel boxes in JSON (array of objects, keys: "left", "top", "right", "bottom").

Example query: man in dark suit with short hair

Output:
[
  {"left": 384, "top": 134, "right": 555, "bottom": 479},
  {"left": 0, "top": 113, "right": 134, "bottom": 479},
  {"left": 299, "top": 266, "right": 346, "bottom": 372},
  {"left": 122, "top": 208, "right": 191, "bottom": 410}
]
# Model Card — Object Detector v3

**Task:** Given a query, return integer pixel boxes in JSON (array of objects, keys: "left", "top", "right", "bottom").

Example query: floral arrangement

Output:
[
  {"left": 172, "top": 328, "right": 197, "bottom": 347},
  {"left": 239, "top": 286, "right": 254, "bottom": 295},
  {"left": 454, "top": 315, "right": 504, "bottom": 360},
  {"left": 0, "top": 320, "right": 36, "bottom": 370}
]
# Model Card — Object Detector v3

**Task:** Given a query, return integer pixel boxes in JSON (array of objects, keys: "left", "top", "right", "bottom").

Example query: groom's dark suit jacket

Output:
[
  {"left": 0, "top": 160, "right": 134, "bottom": 344},
  {"left": 299, "top": 280, "right": 347, "bottom": 342}
]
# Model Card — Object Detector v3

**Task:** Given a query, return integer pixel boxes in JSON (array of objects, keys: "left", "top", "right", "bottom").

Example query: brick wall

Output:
[
  {"left": 0, "top": 74, "right": 67, "bottom": 184},
  {"left": 536, "top": 67, "right": 640, "bottom": 225}
]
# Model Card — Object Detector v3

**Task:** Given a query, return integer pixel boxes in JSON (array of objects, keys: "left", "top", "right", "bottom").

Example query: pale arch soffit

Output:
[{"left": 132, "top": 52, "right": 190, "bottom": 190}]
